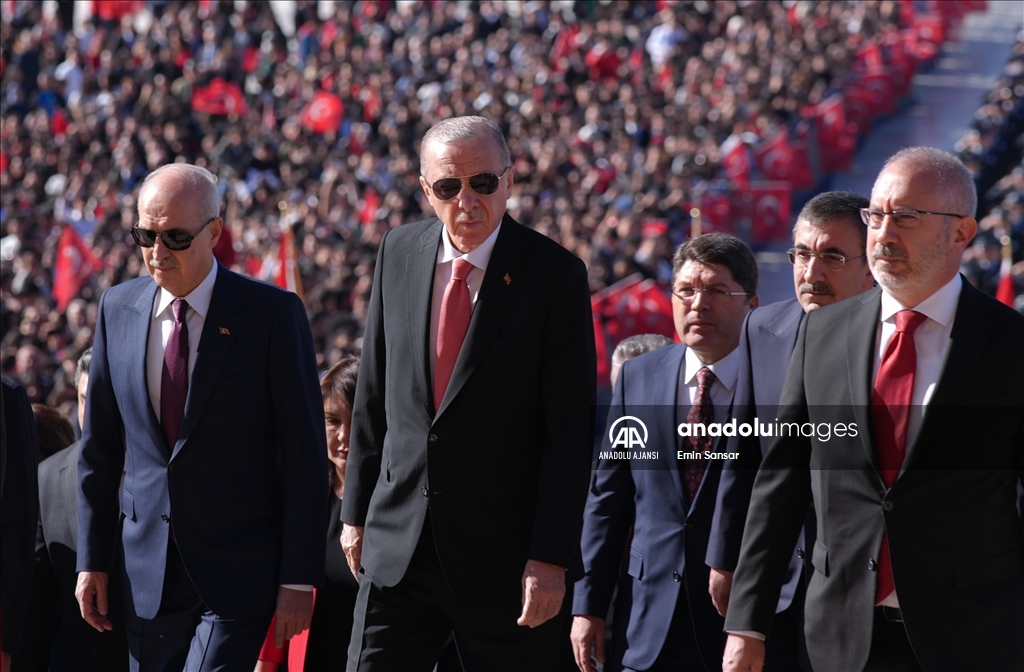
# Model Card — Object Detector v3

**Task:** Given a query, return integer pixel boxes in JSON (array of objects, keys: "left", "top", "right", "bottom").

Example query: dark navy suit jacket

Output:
[
  {"left": 78, "top": 266, "right": 328, "bottom": 621},
  {"left": 708, "top": 299, "right": 811, "bottom": 613},
  {"left": 573, "top": 344, "right": 730, "bottom": 672}
]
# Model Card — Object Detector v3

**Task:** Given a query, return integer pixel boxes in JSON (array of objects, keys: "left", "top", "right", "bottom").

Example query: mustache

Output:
[
  {"left": 799, "top": 282, "right": 834, "bottom": 296},
  {"left": 149, "top": 259, "right": 178, "bottom": 269},
  {"left": 871, "top": 244, "right": 909, "bottom": 261}
]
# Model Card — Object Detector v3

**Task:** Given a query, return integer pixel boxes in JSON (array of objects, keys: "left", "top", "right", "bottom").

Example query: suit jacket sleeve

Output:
[
  {"left": 724, "top": 315, "right": 813, "bottom": 635},
  {"left": 0, "top": 377, "right": 40, "bottom": 656},
  {"left": 78, "top": 290, "right": 127, "bottom": 575},
  {"left": 707, "top": 312, "right": 763, "bottom": 571},
  {"left": 528, "top": 254, "right": 597, "bottom": 568}
]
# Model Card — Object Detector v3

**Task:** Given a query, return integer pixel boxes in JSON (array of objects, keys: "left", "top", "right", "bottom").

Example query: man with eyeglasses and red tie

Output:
[
  {"left": 707, "top": 191, "right": 875, "bottom": 672},
  {"left": 340, "top": 116, "right": 596, "bottom": 671},
  {"left": 723, "top": 147, "right": 1024, "bottom": 672},
  {"left": 76, "top": 163, "right": 328, "bottom": 671},
  {"left": 572, "top": 233, "right": 759, "bottom": 672}
]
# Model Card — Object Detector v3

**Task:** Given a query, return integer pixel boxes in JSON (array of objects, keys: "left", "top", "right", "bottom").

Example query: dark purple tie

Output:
[
  {"left": 683, "top": 367, "right": 715, "bottom": 503},
  {"left": 161, "top": 298, "right": 189, "bottom": 451}
]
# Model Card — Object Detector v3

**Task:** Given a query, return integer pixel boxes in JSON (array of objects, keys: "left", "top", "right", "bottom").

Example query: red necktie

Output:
[
  {"left": 161, "top": 298, "right": 189, "bottom": 451},
  {"left": 871, "top": 309, "right": 926, "bottom": 603},
  {"left": 682, "top": 367, "right": 715, "bottom": 503},
  {"left": 434, "top": 258, "right": 473, "bottom": 413}
]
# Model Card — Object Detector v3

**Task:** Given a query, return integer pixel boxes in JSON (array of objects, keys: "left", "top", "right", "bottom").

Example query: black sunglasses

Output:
[
  {"left": 130, "top": 217, "right": 216, "bottom": 251},
  {"left": 428, "top": 166, "right": 510, "bottom": 201}
]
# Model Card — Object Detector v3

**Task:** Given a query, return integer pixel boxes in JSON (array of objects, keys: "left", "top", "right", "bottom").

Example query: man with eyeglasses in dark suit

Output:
[{"left": 707, "top": 191, "right": 875, "bottom": 672}]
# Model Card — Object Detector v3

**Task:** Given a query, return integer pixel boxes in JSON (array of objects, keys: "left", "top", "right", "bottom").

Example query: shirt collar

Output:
[
  {"left": 683, "top": 344, "right": 740, "bottom": 392},
  {"left": 879, "top": 273, "right": 962, "bottom": 328},
  {"left": 153, "top": 261, "right": 219, "bottom": 320},
  {"left": 436, "top": 220, "right": 503, "bottom": 273}
]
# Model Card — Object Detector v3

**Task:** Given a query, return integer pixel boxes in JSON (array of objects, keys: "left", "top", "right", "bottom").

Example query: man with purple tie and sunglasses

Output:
[
  {"left": 341, "top": 116, "right": 596, "bottom": 671},
  {"left": 76, "top": 163, "right": 327, "bottom": 671}
]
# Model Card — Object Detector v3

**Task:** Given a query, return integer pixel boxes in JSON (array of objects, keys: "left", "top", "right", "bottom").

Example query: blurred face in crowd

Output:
[
  {"left": 420, "top": 134, "right": 513, "bottom": 253},
  {"left": 137, "top": 173, "right": 222, "bottom": 297},
  {"left": 324, "top": 393, "right": 352, "bottom": 478},
  {"left": 77, "top": 372, "right": 89, "bottom": 429},
  {"left": 791, "top": 218, "right": 874, "bottom": 312},
  {"left": 868, "top": 162, "right": 975, "bottom": 306},
  {"left": 672, "top": 261, "right": 758, "bottom": 364}
]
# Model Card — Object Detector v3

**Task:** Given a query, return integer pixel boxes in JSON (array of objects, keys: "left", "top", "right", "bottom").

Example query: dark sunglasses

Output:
[
  {"left": 130, "top": 217, "right": 216, "bottom": 251},
  {"left": 428, "top": 166, "right": 510, "bottom": 201}
]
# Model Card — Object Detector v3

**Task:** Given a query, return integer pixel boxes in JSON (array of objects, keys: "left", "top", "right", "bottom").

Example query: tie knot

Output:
[
  {"left": 452, "top": 258, "right": 474, "bottom": 282},
  {"left": 894, "top": 310, "right": 926, "bottom": 334},
  {"left": 172, "top": 298, "right": 189, "bottom": 323},
  {"left": 696, "top": 366, "right": 715, "bottom": 390}
]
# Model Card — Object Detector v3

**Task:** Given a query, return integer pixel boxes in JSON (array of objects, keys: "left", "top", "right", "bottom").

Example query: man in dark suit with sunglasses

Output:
[
  {"left": 341, "top": 116, "right": 596, "bottom": 671},
  {"left": 76, "top": 163, "right": 327, "bottom": 671}
]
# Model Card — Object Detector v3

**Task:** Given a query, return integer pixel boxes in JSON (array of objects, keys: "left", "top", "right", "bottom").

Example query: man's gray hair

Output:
[
  {"left": 141, "top": 164, "right": 221, "bottom": 221},
  {"left": 612, "top": 334, "right": 674, "bottom": 370},
  {"left": 420, "top": 116, "right": 511, "bottom": 176},
  {"left": 883, "top": 147, "right": 977, "bottom": 219}
]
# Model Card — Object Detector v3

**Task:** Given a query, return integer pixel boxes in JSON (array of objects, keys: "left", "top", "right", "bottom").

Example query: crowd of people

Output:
[{"left": 5, "top": 0, "right": 1005, "bottom": 415}]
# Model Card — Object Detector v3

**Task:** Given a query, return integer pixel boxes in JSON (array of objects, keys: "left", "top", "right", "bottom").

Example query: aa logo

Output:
[{"left": 608, "top": 416, "right": 648, "bottom": 450}]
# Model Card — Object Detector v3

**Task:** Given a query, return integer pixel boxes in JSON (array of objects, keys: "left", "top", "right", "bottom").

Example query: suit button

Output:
[
  {"left": 428, "top": 433, "right": 439, "bottom": 443},
  {"left": 882, "top": 501, "right": 894, "bottom": 512},
  {"left": 672, "top": 571, "right": 681, "bottom": 582},
  {"left": 868, "top": 558, "right": 877, "bottom": 571},
  {"left": 421, "top": 487, "right": 429, "bottom": 498},
  {"left": 683, "top": 523, "right": 693, "bottom": 531},
  {"left": 796, "top": 548, "right": 805, "bottom": 559},
  {"left": 160, "top": 514, "right": 170, "bottom": 523}
]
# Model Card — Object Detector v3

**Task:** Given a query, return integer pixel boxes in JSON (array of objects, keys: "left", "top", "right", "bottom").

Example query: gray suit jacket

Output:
[{"left": 725, "top": 280, "right": 1024, "bottom": 672}]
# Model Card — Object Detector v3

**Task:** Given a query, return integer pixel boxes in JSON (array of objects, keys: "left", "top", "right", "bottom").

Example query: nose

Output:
[
  {"left": 690, "top": 288, "right": 710, "bottom": 310},
  {"left": 455, "top": 180, "right": 479, "bottom": 209},
  {"left": 150, "top": 235, "right": 171, "bottom": 260},
  {"left": 871, "top": 213, "right": 901, "bottom": 247},
  {"left": 802, "top": 254, "right": 826, "bottom": 282}
]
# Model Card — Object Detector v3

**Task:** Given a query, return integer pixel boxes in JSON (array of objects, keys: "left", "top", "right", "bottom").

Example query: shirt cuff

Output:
[
  {"left": 281, "top": 584, "right": 314, "bottom": 591},
  {"left": 727, "top": 630, "right": 766, "bottom": 641}
]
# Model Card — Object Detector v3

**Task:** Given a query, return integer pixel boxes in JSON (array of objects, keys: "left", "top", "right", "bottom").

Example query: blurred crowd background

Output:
[{"left": 2, "top": 0, "right": 1022, "bottom": 420}]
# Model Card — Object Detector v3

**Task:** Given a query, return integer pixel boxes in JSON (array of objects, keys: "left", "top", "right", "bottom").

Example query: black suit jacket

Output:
[
  {"left": 78, "top": 266, "right": 328, "bottom": 620},
  {"left": 725, "top": 281, "right": 1024, "bottom": 672},
  {"left": 1, "top": 377, "right": 39, "bottom": 658},
  {"left": 342, "top": 215, "right": 596, "bottom": 608}
]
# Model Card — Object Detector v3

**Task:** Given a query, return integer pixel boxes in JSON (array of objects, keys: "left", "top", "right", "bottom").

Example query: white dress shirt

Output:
[
  {"left": 428, "top": 222, "right": 502, "bottom": 379},
  {"left": 676, "top": 346, "right": 740, "bottom": 428}
]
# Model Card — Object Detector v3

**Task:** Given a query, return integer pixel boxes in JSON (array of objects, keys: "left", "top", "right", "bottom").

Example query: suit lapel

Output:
[
  {"left": 650, "top": 344, "right": 689, "bottom": 507},
  {"left": 128, "top": 282, "right": 166, "bottom": 452},
  {"left": 436, "top": 215, "right": 527, "bottom": 416},
  {"left": 903, "top": 280, "right": 993, "bottom": 472},
  {"left": 846, "top": 288, "right": 883, "bottom": 474},
  {"left": 412, "top": 221, "right": 443, "bottom": 417},
  {"left": 174, "top": 268, "right": 245, "bottom": 458}
]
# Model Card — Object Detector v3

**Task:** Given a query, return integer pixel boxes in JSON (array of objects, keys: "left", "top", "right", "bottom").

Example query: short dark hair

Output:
[
  {"left": 612, "top": 334, "right": 674, "bottom": 370},
  {"left": 794, "top": 191, "right": 869, "bottom": 249},
  {"left": 671, "top": 233, "right": 758, "bottom": 296},
  {"left": 75, "top": 347, "right": 92, "bottom": 387},
  {"left": 321, "top": 357, "right": 359, "bottom": 407},
  {"left": 33, "top": 403, "right": 75, "bottom": 461}
]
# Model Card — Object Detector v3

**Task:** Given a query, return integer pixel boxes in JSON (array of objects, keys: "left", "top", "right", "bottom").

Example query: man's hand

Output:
[
  {"left": 570, "top": 615, "right": 606, "bottom": 672},
  {"left": 75, "top": 571, "right": 113, "bottom": 632},
  {"left": 516, "top": 559, "right": 565, "bottom": 628},
  {"left": 272, "top": 587, "right": 314, "bottom": 648},
  {"left": 723, "top": 633, "right": 766, "bottom": 672},
  {"left": 709, "top": 568, "right": 734, "bottom": 617},
  {"left": 340, "top": 524, "right": 364, "bottom": 581}
]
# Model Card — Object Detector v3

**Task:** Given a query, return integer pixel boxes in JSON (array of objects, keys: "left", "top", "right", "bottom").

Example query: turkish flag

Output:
[
  {"left": 191, "top": 78, "right": 248, "bottom": 116},
  {"left": 93, "top": 0, "right": 143, "bottom": 21},
  {"left": 790, "top": 135, "right": 816, "bottom": 192},
  {"left": 212, "top": 222, "right": 236, "bottom": 269},
  {"left": 699, "top": 191, "right": 736, "bottom": 235},
  {"left": 913, "top": 11, "right": 946, "bottom": 46},
  {"left": 275, "top": 225, "right": 305, "bottom": 304},
  {"left": 746, "top": 181, "right": 793, "bottom": 245},
  {"left": 301, "top": 90, "right": 344, "bottom": 134},
  {"left": 855, "top": 40, "right": 885, "bottom": 74},
  {"left": 844, "top": 88, "right": 875, "bottom": 137},
  {"left": 720, "top": 135, "right": 751, "bottom": 189},
  {"left": 753, "top": 130, "right": 796, "bottom": 184},
  {"left": 996, "top": 246, "right": 1016, "bottom": 307},
  {"left": 53, "top": 226, "right": 102, "bottom": 311},
  {"left": 611, "top": 280, "right": 676, "bottom": 344},
  {"left": 592, "top": 307, "right": 611, "bottom": 387}
]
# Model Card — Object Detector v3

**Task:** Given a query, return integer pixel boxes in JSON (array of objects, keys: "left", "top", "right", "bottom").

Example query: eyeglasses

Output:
[
  {"left": 427, "top": 166, "right": 510, "bottom": 201},
  {"left": 672, "top": 287, "right": 752, "bottom": 302},
  {"left": 130, "top": 217, "right": 216, "bottom": 251},
  {"left": 787, "top": 248, "right": 865, "bottom": 272},
  {"left": 859, "top": 207, "right": 964, "bottom": 229}
]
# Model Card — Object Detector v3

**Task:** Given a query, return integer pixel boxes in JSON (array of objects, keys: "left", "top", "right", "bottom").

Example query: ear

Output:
[
  {"left": 419, "top": 175, "right": 432, "bottom": 201},
  {"left": 208, "top": 216, "right": 224, "bottom": 249},
  {"left": 748, "top": 293, "right": 760, "bottom": 310},
  {"left": 505, "top": 164, "right": 515, "bottom": 196},
  {"left": 952, "top": 216, "right": 977, "bottom": 251}
]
